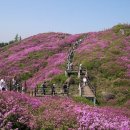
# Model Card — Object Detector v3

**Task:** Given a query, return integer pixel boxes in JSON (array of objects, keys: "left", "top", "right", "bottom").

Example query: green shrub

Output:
[
  {"left": 100, "top": 63, "right": 125, "bottom": 79},
  {"left": 125, "top": 28, "right": 130, "bottom": 36},
  {"left": 112, "top": 24, "right": 130, "bottom": 36},
  {"left": 19, "top": 63, "right": 25, "bottom": 68},
  {"left": 82, "top": 59, "right": 101, "bottom": 70},
  {"left": 51, "top": 74, "right": 67, "bottom": 84},
  {"left": 20, "top": 72, "right": 33, "bottom": 80},
  {"left": 113, "top": 79, "right": 130, "bottom": 87},
  {"left": 7, "top": 114, "right": 30, "bottom": 130},
  {"left": 113, "top": 24, "right": 126, "bottom": 33},
  {"left": 28, "top": 51, "right": 45, "bottom": 59},
  {"left": 116, "top": 93, "right": 127, "bottom": 105},
  {"left": 72, "top": 96, "right": 94, "bottom": 105}
]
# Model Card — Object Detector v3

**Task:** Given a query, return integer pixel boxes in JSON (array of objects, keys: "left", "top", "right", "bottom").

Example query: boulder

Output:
[{"left": 102, "top": 91, "right": 115, "bottom": 101}]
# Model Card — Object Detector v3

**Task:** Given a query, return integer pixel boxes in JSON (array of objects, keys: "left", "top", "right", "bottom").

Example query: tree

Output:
[
  {"left": 14, "top": 34, "right": 19, "bottom": 42},
  {"left": 19, "top": 36, "right": 22, "bottom": 41},
  {"left": 14, "top": 34, "right": 22, "bottom": 42}
]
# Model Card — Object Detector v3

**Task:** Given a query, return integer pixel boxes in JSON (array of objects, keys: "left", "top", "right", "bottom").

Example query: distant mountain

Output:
[{"left": 0, "top": 24, "right": 130, "bottom": 106}]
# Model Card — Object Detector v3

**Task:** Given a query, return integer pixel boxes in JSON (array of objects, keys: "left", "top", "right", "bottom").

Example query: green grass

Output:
[
  {"left": 20, "top": 72, "right": 33, "bottom": 80},
  {"left": 72, "top": 96, "right": 94, "bottom": 106},
  {"left": 51, "top": 74, "right": 67, "bottom": 84},
  {"left": 112, "top": 24, "right": 130, "bottom": 36}
]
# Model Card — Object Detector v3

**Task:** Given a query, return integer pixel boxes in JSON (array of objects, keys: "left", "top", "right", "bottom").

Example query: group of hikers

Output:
[
  {"left": 0, "top": 76, "right": 70, "bottom": 96},
  {"left": 65, "top": 37, "right": 89, "bottom": 96},
  {"left": 41, "top": 82, "right": 69, "bottom": 96},
  {"left": 0, "top": 37, "right": 89, "bottom": 97},
  {"left": 67, "top": 49, "right": 74, "bottom": 71},
  {"left": 66, "top": 38, "right": 83, "bottom": 72},
  {"left": 0, "top": 76, "right": 25, "bottom": 92}
]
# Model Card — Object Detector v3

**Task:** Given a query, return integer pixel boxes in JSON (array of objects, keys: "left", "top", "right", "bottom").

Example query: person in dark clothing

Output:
[
  {"left": 51, "top": 84, "right": 56, "bottom": 95},
  {"left": 63, "top": 83, "right": 69, "bottom": 96},
  {"left": 79, "top": 64, "right": 82, "bottom": 73},
  {"left": 42, "top": 82, "right": 46, "bottom": 95}
]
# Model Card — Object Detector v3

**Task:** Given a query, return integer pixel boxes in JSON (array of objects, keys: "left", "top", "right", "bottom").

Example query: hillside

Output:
[
  {"left": 0, "top": 24, "right": 130, "bottom": 106},
  {"left": 0, "top": 91, "right": 130, "bottom": 129}
]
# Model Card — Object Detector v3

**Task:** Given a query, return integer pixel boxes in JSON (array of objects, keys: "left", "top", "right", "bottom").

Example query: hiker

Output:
[
  {"left": 51, "top": 84, "right": 56, "bottom": 95},
  {"left": 70, "top": 50, "right": 74, "bottom": 61},
  {"left": 16, "top": 83, "right": 20, "bottom": 92},
  {"left": 21, "top": 86, "right": 25, "bottom": 93},
  {"left": 83, "top": 76, "right": 87, "bottom": 86},
  {"left": 62, "top": 83, "right": 69, "bottom": 96},
  {"left": 67, "top": 61, "right": 70, "bottom": 71},
  {"left": 0, "top": 79, "right": 7, "bottom": 91},
  {"left": 79, "top": 64, "right": 82, "bottom": 73},
  {"left": 12, "top": 76, "right": 19, "bottom": 91},
  {"left": 70, "top": 62, "right": 73, "bottom": 70},
  {"left": 12, "top": 78, "right": 16, "bottom": 86},
  {"left": 75, "top": 41, "right": 79, "bottom": 46},
  {"left": 42, "top": 82, "right": 46, "bottom": 95},
  {"left": 79, "top": 39, "right": 82, "bottom": 43}
]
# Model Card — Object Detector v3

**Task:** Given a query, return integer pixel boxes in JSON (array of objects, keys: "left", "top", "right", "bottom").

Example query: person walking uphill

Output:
[
  {"left": 83, "top": 76, "right": 87, "bottom": 86},
  {"left": 42, "top": 82, "right": 47, "bottom": 95},
  {"left": 51, "top": 84, "right": 56, "bottom": 95},
  {"left": 62, "top": 83, "right": 69, "bottom": 96}
]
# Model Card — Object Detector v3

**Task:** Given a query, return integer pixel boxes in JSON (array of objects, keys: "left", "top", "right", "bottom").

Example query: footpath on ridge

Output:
[{"left": 34, "top": 35, "right": 96, "bottom": 105}]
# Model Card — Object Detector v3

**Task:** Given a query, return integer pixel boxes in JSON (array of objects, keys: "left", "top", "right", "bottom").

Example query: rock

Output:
[
  {"left": 102, "top": 91, "right": 115, "bottom": 101},
  {"left": 119, "top": 29, "right": 125, "bottom": 35}
]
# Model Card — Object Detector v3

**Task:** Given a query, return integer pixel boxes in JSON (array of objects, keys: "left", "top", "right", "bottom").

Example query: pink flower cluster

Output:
[
  {"left": 116, "top": 35, "right": 130, "bottom": 77},
  {"left": 77, "top": 32, "right": 110, "bottom": 53},
  {"left": 1, "top": 27, "right": 130, "bottom": 89},
  {"left": 76, "top": 106, "right": 130, "bottom": 130},
  {"left": 0, "top": 33, "right": 79, "bottom": 88},
  {"left": 26, "top": 52, "right": 67, "bottom": 88},
  {"left": 0, "top": 91, "right": 41, "bottom": 129},
  {"left": 0, "top": 91, "right": 130, "bottom": 129}
]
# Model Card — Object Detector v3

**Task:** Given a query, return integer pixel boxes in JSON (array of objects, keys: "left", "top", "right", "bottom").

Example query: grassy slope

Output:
[
  {"left": 0, "top": 24, "right": 130, "bottom": 107},
  {"left": 74, "top": 24, "right": 130, "bottom": 106}
]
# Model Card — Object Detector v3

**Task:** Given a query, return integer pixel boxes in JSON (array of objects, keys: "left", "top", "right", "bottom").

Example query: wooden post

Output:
[
  {"left": 78, "top": 70, "right": 80, "bottom": 78},
  {"left": 65, "top": 70, "right": 67, "bottom": 77},
  {"left": 9, "top": 79, "right": 12, "bottom": 91},
  {"left": 79, "top": 83, "right": 81, "bottom": 96},
  {"left": 31, "top": 90, "right": 34, "bottom": 96},
  {"left": 34, "top": 87, "right": 37, "bottom": 96},
  {"left": 93, "top": 97, "right": 96, "bottom": 106}
]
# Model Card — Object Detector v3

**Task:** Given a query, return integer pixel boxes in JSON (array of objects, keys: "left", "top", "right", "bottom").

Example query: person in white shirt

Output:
[
  {"left": 83, "top": 76, "right": 87, "bottom": 86},
  {"left": 0, "top": 79, "right": 7, "bottom": 91}
]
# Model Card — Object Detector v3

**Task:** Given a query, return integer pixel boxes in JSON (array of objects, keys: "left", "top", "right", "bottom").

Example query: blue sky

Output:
[{"left": 0, "top": 0, "right": 130, "bottom": 42}]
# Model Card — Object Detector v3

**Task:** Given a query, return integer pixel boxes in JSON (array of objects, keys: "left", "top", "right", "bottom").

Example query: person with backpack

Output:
[
  {"left": 42, "top": 82, "right": 46, "bottom": 95},
  {"left": 12, "top": 78, "right": 16, "bottom": 90},
  {"left": 62, "top": 83, "right": 69, "bottom": 96},
  {"left": 51, "top": 84, "right": 56, "bottom": 95}
]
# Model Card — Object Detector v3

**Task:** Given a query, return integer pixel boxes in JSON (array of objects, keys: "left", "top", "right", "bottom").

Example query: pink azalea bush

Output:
[
  {"left": 0, "top": 91, "right": 41, "bottom": 129},
  {"left": 77, "top": 32, "right": 111, "bottom": 53},
  {"left": 0, "top": 91, "right": 130, "bottom": 129},
  {"left": 0, "top": 32, "right": 83, "bottom": 89},
  {"left": 0, "top": 25, "right": 130, "bottom": 107},
  {"left": 76, "top": 106, "right": 130, "bottom": 130}
]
